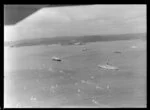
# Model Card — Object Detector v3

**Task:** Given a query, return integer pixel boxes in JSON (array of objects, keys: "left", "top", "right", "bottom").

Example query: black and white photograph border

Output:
[{"left": 4, "top": 4, "right": 147, "bottom": 108}]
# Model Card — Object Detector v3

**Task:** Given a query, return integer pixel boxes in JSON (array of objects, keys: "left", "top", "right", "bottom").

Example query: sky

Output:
[{"left": 4, "top": 5, "right": 146, "bottom": 41}]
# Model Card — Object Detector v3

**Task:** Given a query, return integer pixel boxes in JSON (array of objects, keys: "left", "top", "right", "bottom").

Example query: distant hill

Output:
[{"left": 4, "top": 33, "right": 146, "bottom": 47}]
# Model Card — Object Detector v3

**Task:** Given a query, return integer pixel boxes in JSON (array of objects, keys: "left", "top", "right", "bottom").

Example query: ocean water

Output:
[{"left": 4, "top": 39, "right": 146, "bottom": 108}]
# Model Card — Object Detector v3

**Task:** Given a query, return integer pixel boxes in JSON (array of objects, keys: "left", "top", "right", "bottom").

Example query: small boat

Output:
[
  {"left": 74, "top": 42, "right": 85, "bottom": 45},
  {"left": 82, "top": 48, "right": 88, "bottom": 51},
  {"left": 98, "top": 57, "right": 119, "bottom": 70},
  {"left": 131, "top": 46, "right": 137, "bottom": 48},
  {"left": 52, "top": 56, "right": 62, "bottom": 61},
  {"left": 98, "top": 64, "right": 119, "bottom": 70}
]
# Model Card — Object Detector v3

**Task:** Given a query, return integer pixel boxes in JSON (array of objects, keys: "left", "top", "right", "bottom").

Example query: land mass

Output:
[{"left": 4, "top": 33, "right": 146, "bottom": 47}]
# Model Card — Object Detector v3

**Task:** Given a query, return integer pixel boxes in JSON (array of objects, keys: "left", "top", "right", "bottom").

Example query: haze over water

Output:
[{"left": 4, "top": 5, "right": 146, "bottom": 42}]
